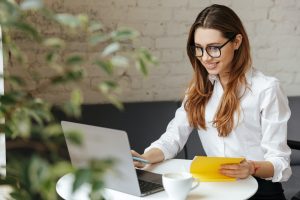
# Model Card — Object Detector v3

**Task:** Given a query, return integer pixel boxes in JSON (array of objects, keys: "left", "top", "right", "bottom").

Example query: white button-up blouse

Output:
[{"left": 145, "top": 68, "right": 292, "bottom": 182}]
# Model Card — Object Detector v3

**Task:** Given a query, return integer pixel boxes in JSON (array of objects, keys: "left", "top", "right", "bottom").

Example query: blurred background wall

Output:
[{"left": 8, "top": 0, "right": 300, "bottom": 103}]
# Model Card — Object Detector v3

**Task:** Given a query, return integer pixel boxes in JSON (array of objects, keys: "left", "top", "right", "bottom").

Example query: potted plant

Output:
[{"left": 0, "top": 0, "right": 157, "bottom": 199}]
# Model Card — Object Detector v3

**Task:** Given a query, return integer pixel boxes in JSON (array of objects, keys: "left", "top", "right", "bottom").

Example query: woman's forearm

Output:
[
  {"left": 252, "top": 161, "right": 274, "bottom": 178},
  {"left": 142, "top": 148, "right": 165, "bottom": 164}
]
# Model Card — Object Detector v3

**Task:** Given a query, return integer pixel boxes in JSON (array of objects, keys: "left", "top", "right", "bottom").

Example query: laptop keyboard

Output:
[{"left": 138, "top": 179, "right": 163, "bottom": 194}]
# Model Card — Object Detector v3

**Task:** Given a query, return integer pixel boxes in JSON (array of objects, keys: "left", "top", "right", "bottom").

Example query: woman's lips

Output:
[{"left": 204, "top": 62, "right": 219, "bottom": 70}]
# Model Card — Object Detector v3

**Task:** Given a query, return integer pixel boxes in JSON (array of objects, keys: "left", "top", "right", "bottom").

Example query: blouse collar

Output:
[{"left": 207, "top": 67, "right": 253, "bottom": 85}]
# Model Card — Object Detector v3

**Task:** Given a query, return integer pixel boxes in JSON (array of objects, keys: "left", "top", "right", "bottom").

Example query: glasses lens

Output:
[
  {"left": 195, "top": 46, "right": 203, "bottom": 57},
  {"left": 207, "top": 46, "right": 221, "bottom": 58},
  {"left": 190, "top": 45, "right": 203, "bottom": 57}
]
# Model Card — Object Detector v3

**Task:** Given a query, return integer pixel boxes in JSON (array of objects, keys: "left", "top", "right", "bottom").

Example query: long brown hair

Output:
[{"left": 184, "top": 4, "right": 252, "bottom": 136}]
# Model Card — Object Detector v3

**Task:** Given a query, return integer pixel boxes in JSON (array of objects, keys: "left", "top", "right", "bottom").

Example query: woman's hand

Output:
[
  {"left": 131, "top": 148, "right": 164, "bottom": 168},
  {"left": 131, "top": 150, "right": 149, "bottom": 168},
  {"left": 219, "top": 160, "right": 255, "bottom": 179}
]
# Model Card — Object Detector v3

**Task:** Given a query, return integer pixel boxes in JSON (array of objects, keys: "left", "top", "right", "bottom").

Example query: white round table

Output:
[
  {"left": 56, "top": 159, "right": 258, "bottom": 200},
  {"left": 0, "top": 185, "right": 12, "bottom": 199}
]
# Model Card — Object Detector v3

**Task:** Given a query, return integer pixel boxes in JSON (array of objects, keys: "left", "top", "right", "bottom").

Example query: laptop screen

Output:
[{"left": 61, "top": 121, "right": 150, "bottom": 196}]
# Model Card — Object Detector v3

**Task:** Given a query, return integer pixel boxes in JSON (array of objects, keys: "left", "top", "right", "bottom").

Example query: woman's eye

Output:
[{"left": 208, "top": 46, "right": 219, "bottom": 52}]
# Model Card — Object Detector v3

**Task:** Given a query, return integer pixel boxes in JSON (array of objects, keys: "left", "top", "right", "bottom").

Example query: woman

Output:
[{"left": 132, "top": 4, "right": 291, "bottom": 199}]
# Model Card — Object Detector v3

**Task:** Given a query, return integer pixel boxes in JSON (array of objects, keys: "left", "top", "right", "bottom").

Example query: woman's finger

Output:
[
  {"left": 133, "top": 161, "right": 145, "bottom": 168},
  {"left": 220, "top": 168, "right": 239, "bottom": 177},
  {"left": 220, "top": 164, "right": 240, "bottom": 170},
  {"left": 131, "top": 150, "right": 140, "bottom": 156},
  {"left": 220, "top": 165, "right": 250, "bottom": 178}
]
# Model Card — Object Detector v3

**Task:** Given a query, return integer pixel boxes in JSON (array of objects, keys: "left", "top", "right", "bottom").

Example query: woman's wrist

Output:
[
  {"left": 248, "top": 160, "right": 259, "bottom": 176},
  {"left": 142, "top": 148, "right": 164, "bottom": 164}
]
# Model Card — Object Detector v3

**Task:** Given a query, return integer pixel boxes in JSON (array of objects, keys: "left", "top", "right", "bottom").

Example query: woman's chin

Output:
[{"left": 206, "top": 68, "right": 219, "bottom": 75}]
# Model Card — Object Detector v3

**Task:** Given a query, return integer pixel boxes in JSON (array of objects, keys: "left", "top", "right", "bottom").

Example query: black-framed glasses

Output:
[{"left": 189, "top": 35, "right": 236, "bottom": 58}]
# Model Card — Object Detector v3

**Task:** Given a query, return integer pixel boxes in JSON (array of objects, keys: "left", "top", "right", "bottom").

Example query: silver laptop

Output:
[{"left": 61, "top": 121, "right": 164, "bottom": 196}]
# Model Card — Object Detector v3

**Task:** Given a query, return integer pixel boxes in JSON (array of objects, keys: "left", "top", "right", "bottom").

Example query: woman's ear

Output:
[{"left": 234, "top": 34, "right": 242, "bottom": 50}]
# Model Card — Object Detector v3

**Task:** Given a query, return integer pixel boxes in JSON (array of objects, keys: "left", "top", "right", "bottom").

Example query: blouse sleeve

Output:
[
  {"left": 260, "top": 80, "right": 292, "bottom": 182},
  {"left": 144, "top": 102, "right": 193, "bottom": 160}
]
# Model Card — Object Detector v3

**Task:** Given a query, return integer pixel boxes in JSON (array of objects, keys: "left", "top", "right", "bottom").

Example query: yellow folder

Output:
[{"left": 190, "top": 156, "right": 245, "bottom": 182}]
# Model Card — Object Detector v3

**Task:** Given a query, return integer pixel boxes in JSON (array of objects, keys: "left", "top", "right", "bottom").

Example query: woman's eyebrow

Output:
[{"left": 194, "top": 42, "right": 222, "bottom": 46}]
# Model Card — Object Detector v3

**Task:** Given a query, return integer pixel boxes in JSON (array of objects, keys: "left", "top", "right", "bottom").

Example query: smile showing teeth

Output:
[{"left": 206, "top": 62, "right": 218, "bottom": 69}]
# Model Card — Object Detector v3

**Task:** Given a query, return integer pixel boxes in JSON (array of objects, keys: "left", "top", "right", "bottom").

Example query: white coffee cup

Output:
[{"left": 162, "top": 172, "right": 199, "bottom": 200}]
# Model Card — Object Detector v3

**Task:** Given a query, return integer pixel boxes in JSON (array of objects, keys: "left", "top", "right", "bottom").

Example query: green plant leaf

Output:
[
  {"left": 98, "top": 81, "right": 118, "bottom": 94},
  {"left": 111, "top": 27, "right": 139, "bottom": 41},
  {"left": 26, "top": 109, "right": 43, "bottom": 125},
  {"left": 103, "top": 94, "right": 123, "bottom": 111},
  {"left": 90, "top": 179, "right": 105, "bottom": 200},
  {"left": 91, "top": 180, "right": 104, "bottom": 191},
  {"left": 50, "top": 161, "right": 74, "bottom": 178},
  {"left": 45, "top": 51, "right": 57, "bottom": 63},
  {"left": 94, "top": 60, "right": 113, "bottom": 75},
  {"left": 3, "top": 75, "right": 25, "bottom": 87},
  {"left": 111, "top": 55, "right": 128, "bottom": 68},
  {"left": 61, "top": 89, "right": 83, "bottom": 118},
  {"left": 70, "top": 89, "right": 83, "bottom": 108},
  {"left": 140, "top": 48, "right": 158, "bottom": 65},
  {"left": 106, "top": 95, "right": 124, "bottom": 110},
  {"left": 20, "top": 0, "right": 43, "bottom": 10},
  {"left": 55, "top": 13, "right": 81, "bottom": 28},
  {"left": 73, "top": 169, "right": 91, "bottom": 192},
  {"left": 77, "top": 14, "right": 89, "bottom": 26},
  {"left": 43, "top": 124, "right": 63, "bottom": 136},
  {"left": 65, "top": 131, "right": 82, "bottom": 145},
  {"left": 88, "top": 22, "right": 103, "bottom": 32},
  {"left": 97, "top": 81, "right": 123, "bottom": 109},
  {"left": 51, "top": 69, "right": 84, "bottom": 84},
  {"left": 0, "top": 1, "right": 19, "bottom": 23},
  {"left": 88, "top": 33, "right": 109, "bottom": 46},
  {"left": 90, "top": 159, "right": 114, "bottom": 172},
  {"left": 102, "top": 42, "right": 120, "bottom": 57},
  {"left": 12, "top": 22, "right": 41, "bottom": 41},
  {"left": 43, "top": 37, "right": 65, "bottom": 49},
  {"left": 66, "top": 55, "right": 83, "bottom": 66},
  {"left": 15, "top": 117, "right": 31, "bottom": 138},
  {"left": 136, "top": 57, "right": 148, "bottom": 76},
  {"left": 28, "top": 100, "right": 52, "bottom": 122},
  {"left": 28, "top": 156, "right": 49, "bottom": 193},
  {"left": 10, "top": 190, "right": 31, "bottom": 200},
  {"left": 0, "top": 92, "right": 22, "bottom": 105}
]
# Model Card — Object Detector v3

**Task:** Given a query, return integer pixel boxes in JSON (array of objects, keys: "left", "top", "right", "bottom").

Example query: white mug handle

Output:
[{"left": 190, "top": 178, "right": 200, "bottom": 191}]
